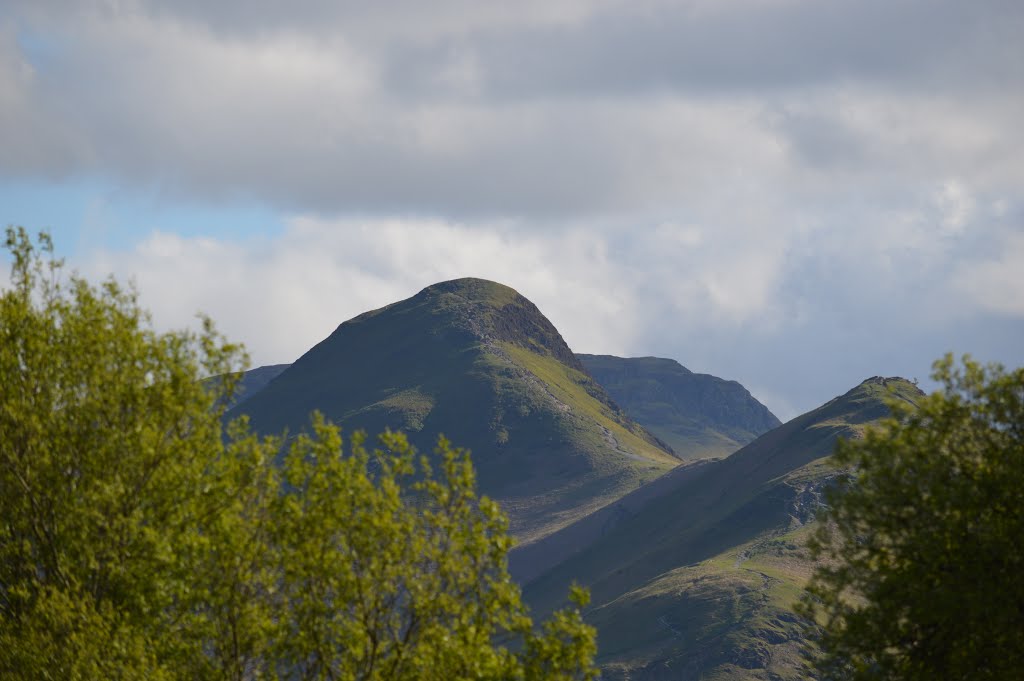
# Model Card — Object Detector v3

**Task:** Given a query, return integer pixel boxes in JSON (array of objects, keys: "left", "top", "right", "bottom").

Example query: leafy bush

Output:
[{"left": 0, "top": 227, "right": 596, "bottom": 680}]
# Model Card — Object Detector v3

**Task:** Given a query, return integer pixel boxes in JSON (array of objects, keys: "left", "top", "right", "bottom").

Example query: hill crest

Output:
[{"left": 229, "top": 277, "right": 678, "bottom": 543}]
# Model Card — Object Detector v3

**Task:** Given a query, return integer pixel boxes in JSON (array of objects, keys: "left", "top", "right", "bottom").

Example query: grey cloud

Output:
[
  {"left": 68, "top": 0, "right": 1024, "bottom": 98},
  {"left": 764, "top": 107, "right": 868, "bottom": 171},
  {"left": 2, "top": 0, "right": 1023, "bottom": 419},
  {"left": 1, "top": 0, "right": 1022, "bottom": 218},
  {"left": 377, "top": 0, "right": 1022, "bottom": 99},
  {"left": 38, "top": 0, "right": 617, "bottom": 43},
  {"left": 0, "top": 27, "right": 84, "bottom": 179}
]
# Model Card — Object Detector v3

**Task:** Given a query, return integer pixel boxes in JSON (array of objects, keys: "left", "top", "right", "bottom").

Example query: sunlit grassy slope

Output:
[
  {"left": 229, "top": 278, "right": 678, "bottom": 543},
  {"left": 578, "top": 355, "right": 781, "bottom": 460},
  {"left": 522, "top": 377, "right": 923, "bottom": 680}
]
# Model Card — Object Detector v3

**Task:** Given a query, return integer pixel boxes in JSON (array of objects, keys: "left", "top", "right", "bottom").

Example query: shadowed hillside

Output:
[
  {"left": 578, "top": 355, "right": 780, "bottom": 460},
  {"left": 232, "top": 363, "right": 290, "bottom": 406}
]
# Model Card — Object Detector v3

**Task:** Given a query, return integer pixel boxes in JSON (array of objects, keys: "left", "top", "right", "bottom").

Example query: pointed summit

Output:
[
  {"left": 230, "top": 279, "right": 677, "bottom": 542},
  {"left": 407, "top": 278, "right": 586, "bottom": 372}
]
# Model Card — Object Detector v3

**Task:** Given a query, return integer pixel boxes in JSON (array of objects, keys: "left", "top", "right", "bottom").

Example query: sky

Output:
[{"left": 2, "top": 0, "right": 1022, "bottom": 420}]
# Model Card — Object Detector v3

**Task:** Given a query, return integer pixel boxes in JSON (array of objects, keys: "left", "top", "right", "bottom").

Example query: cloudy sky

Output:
[{"left": 2, "top": 0, "right": 1022, "bottom": 419}]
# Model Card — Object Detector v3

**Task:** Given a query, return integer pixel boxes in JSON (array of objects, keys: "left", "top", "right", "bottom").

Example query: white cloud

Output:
[
  {"left": 81, "top": 218, "right": 639, "bottom": 366},
  {"left": 936, "top": 180, "right": 975, "bottom": 234},
  {"left": 954, "top": 230, "right": 1024, "bottom": 317},
  {"left": 77, "top": 212, "right": 809, "bottom": 370},
  {"left": 70, "top": 196, "right": 1024, "bottom": 423},
  {"left": 3, "top": 0, "right": 1023, "bottom": 419}
]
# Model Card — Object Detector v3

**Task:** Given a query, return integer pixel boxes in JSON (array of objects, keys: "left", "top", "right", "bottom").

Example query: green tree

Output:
[
  {"left": 801, "top": 355, "right": 1024, "bottom": 680},
  {"left": 0, "top": 227, "right": 597, "bottom": 680}
]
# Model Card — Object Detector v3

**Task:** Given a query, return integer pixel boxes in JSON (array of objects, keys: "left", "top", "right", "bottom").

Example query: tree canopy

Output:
[
  {"left": 802, "top": 355, "right": 1024, "bottom": 680},
  {"left": 0, "top": 227, "right": 597, "bottom": 680}
]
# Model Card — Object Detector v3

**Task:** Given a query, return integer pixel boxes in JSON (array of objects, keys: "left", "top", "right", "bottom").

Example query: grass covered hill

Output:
[
  {"left": 521, "top": 377, "right": 923, "bottom": 680},
  {"left": 228, "top": 278, "right": 679, "bottom": 543},
  {"left": 578, "top": 355, "right": 781, "bottom": 460}
]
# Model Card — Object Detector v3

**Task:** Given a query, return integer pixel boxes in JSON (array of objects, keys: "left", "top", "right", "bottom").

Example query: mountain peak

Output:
[
  {"left": 408, "top": 278, "right": 584, "bottom": 373},
  {"left": 844, "top": 375, "right": 924, "bottom": 407},
  {"left": 418, "top": 277, "right": 521, "bottom": 306},
  {"left": 230, "top": 279, "right": 677, "bottom": 542},
  {"left": 856, "top": 375, "right": 917, "bottom": 389}
]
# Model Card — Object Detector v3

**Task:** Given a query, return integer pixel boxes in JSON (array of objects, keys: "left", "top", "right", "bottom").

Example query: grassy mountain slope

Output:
[
  {"left": 578, "top": 355, "right": 781, "bottom": 460},
  {"left": 522, "top": 377, "right": 923, "bottom": 680},
  {"left": 229, "top": 278, "right": 678, "bottom": 543}
]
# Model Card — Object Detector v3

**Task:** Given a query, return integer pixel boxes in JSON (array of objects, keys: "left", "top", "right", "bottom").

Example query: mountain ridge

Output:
[
  {"left": 218, "top": 279, "right": 926, "bottom": 679},
  {"left": 524, "top": 375, "right": 923, "bottom": 605},
  {"left": 522, "top": 376, "right": 924, "bottom": 680},
  {"left": 578, "top": 354, "right": 780, "bottom": 460},
  {"left": 228, "top": 277, "right": 678, "bottom": 543}
]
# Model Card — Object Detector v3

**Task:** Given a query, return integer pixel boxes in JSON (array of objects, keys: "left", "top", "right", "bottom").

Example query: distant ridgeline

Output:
[
  {"left": 578, "top": 354, "right": 780, "bottom": 460},
  {"left": 223, "top": 278, "right": 919, "bottom": 680}
]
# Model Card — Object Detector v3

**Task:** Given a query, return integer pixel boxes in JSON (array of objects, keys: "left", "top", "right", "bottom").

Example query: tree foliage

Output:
[
  {"left": 801, "top": 355, "right": 1024, "bottom": 680},
  {"left": 0, "top": 227, "right": 597, "bottom": 680}
]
